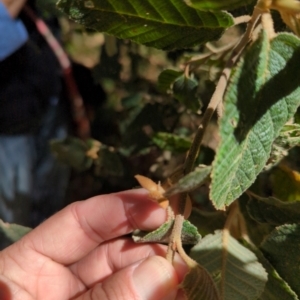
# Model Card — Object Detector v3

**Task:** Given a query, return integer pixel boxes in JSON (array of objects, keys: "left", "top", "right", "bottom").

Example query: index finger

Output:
[{"left": 23, "top": 189, "right": 167, "bottom": 265}]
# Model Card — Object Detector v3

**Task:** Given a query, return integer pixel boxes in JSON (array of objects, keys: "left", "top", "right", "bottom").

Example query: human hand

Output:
[{"left": 0, "top": 189, "right": 187, "bottom": 300}]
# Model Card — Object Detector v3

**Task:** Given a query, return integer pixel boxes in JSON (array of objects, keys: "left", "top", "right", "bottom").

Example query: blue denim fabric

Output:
[{"left": 0, "top": 98, "right": 70, "bottom": 229}]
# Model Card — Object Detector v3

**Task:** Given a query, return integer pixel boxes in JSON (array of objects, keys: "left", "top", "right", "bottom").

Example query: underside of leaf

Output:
[
  {"left": 190, "top": 230, "right": 268, "bottom": 300},
  {"left": 57, "top": 0, "right": 234, "bottom": 50}
]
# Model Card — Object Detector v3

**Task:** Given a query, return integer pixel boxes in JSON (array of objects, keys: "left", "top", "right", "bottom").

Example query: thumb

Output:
[{"left": 75, "top": 256, "right": 180, "bottom": 300}]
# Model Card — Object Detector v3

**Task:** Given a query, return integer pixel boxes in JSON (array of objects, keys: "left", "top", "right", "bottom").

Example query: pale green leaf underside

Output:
[
  {"left": 132, "top": 219, "right": 201, "bottom": 244},
  {"left": 261, "top": 224, "right": 300, "bottom": 296},
  {"left": 180, "top": 264, "right": 220, "bottom": 300},
  {"left": 210, "top": 31, "right": 300, "bottom": 209},
  {"left": 185, "top": 0, "right": 254, "bottom": 11},
  {"left": 165, "top": 165, "right": 211, "bottom": 196},
  {"left": 0, "top": 219, "right": 32, "bottom": 243},
  {"left": 57, "top": 0, "right": 234, "bottom": 50},
  {"left": 190, "top": 230, "right": 267, "bottom": 300}
]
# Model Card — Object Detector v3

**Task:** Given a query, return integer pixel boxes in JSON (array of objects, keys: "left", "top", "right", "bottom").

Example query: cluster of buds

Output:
[{"left": 135, "top": 175, "right": 192, "bottom": 219}]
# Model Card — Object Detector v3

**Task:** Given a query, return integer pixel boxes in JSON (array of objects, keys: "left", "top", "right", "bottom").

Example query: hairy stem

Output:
[
  {"left": 166, "top": 4, "right": 263, "bottom": 263},
  {"left": 184, "top": 5, "right": 262, "bottom": 176}
]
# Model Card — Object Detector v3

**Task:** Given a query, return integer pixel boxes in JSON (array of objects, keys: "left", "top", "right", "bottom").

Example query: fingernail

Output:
[{"left": 133, "top": 256, "right": 178, "bottom": 300}]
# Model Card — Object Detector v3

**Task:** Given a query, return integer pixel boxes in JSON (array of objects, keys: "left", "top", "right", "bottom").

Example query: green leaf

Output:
[
  {"left": 164, "top": 165, "right": 211, "bottom": 196},
  {"left": 0, "top": 220, "right": 32, "bottom": 245},
  {"left": 57, "top": 0, "right": 234, "bottom": 50},
  {"left": 188, "top": 208, "right": 226, "bottom": 236},
  {"left": 157, "top": 69, "right": 183, "bottom": 93},
  {"left": 152, "top": 132, "right": 192, "bottom": 153},
  {"left": 210, "top": 31, "right": 300, "bottom": 209},
  {"left": 173, "top": 74, "right": 200, "bottom": 111},
  {"left": 120, "top": 103, "right": 168, "bottom": 154},
  {"left": 184, "top": 0, "right": 254, "bottom": 11},
  {"left": 94, "top": 148, "right": 124, "bottom": 177},
  {"left": 190, "top": 230, "right": 268, "bottom": 300},
  {"left": 50, "top": 137, "right": 93, "bottom": 171},
  {"left": 267, "top": 124, "right": 300, "bottom": 169},
  {"left": 121, "top": 93, "right": 144, "bottom": 109},
  {"left": 239, "top": 194, "right": 275, "bottom": 246},
  {"left": 247, "top": 194, "right": 300, "bottom": 226},
  {"left": 275, "top": 124, "right": 300, "bottom": 148},
  {"left": 241, "top": 241, "right": 299, "bottom": 300},
  {"left": 261, "top": 224, "right": 300, "bottom": 296},
  {"left": 132, "top": 219, "right": 201, "bottom": 245}
]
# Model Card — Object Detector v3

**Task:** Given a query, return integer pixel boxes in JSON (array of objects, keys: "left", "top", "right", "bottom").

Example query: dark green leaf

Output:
[
  {"left": 121, "top": 93, "right": 144, "bottom": 109},
  {"left": 152, "top": 132, "right": 192, "bottom": 153},
  {"left": 132, "top": 219, "right": 201, "bottom": 245},
  {"left": 190, "top": 230, "right": 268, "bottom": 300},
  {"left": 164, "top": 165, "right": 211, "bottom": 196},
  {"left": 267, "top": 124, "right": 300, "bottom": 169},
  {"left": 51, "top": 137, "right": 93, "bottom": 171},
  {"left": 261, "top": 224, "right": 300, "bottom": 296},
  {"left": 94, "top": 148, "right": 124, "bottom": 177},
  {"left": 120, "top": 103, "right": 167, "bottom": 153},
  {"left": 247, "top": 194, "right": 300, "bottom": 225},
  {"left": 269, "top": 166, "right": 300, "bottom": 202},
  {"left": 57, "top": 0, "right": 234, "bottom": 50},
  {"left": 211, "top": 31, "right": 300, "bottom": 209},
  {"left": 185, "top": 0, "right": 254, "bottom": 11},
  {"left": 239, "top": 194, "right": 275, "bottom": 246},
  {"left": 188, "top": 208, "right": 226, "bottom": 236},
  {"left": 241, "top": 240, "right": 299, "bottom": 300},
  {"left": 157, "top": 69, "right": 183, "bottom": 93},
  {"left": 173, "top": 74, "right": 200, "bottom": 111}
]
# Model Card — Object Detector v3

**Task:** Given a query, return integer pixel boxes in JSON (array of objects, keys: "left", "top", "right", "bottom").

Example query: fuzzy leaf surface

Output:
[
  {"left": 165, "top": 165, "right": 211, "bottom": 196},
  {"left": 180, "top": 263, "right": 220, "bottom": 300},
  {"left": 185, "top": 0, "right": 254, "bottom": 11},
  {"left": 132, "top": 219, "right": 201, "bottom": 244},
  {"left": 210, "top": 31, "right": 300, "bottom": 209},
  {"left": 57, "top": 0, "right": 234, "bottom": 50},
  {"left": 247, "top": 194, "right": 300, "bottom": 225},
  {"left": 190, "top": 230, "right": 267, "bottom": 300},
  {"left": 261, "top": 224, "right": 300, "bottom": 296}
]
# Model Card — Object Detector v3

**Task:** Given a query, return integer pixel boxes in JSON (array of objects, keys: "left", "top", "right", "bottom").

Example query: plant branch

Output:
[
  {"left": 184, "top": 5, "right": 262, "bottom": 176},
  {"left": 166, "top": 4, "right": 263, "bottom": 263}
]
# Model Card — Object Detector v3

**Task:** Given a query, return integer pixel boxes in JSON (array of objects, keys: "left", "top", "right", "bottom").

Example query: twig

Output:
[
  {"left": 234, "top": 15, "right": 252, "bottom": 25},
  {"left": 166, "top": 4, "right": 263, "bottom": 263},
  {"left": 184, "top": 5, "right": 262, "bottom": 175}
]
